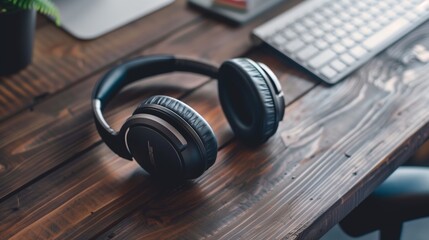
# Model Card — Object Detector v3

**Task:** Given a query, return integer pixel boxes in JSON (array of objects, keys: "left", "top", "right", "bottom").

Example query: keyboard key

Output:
[
  {"left": 404, "top": 12, "right": 419, "bottom": 21},
  {"left": 342, "top": 38, "right": 356, "bottom": 48},
  {"left": 351, "top": 32, "right": 364, "bottom": 42},
  {"left": 333, "top": 29, "right": 347, "bottom": 38},
  {"left": 360, "top": 12, "right": 373, "bottom": 22},
  {"left": 302, "top": 18, "right": 316, "bottom": 28},
  {"left": 393, "top": 5, "right": 405, "bottom": 15},
  {"left": 340, "top": 53, "right": 356, "bottom": 65},
  {"left": 338, "top": 12, "right": 351, "bottom": 22},
  {"left": 332, "top": 43, "right": 347, "bottom": 54},
  {"left": 350, "top": 46, "right": 367, "bottom": 59},
  {"left": 324, "top": 34, "right": 337, "bottom": 43},
  {"left": 283, "top": 29, "right": 297, "bottom": 39},
  {"left": 344, "top": 23, "right": 356, "bottom": 32},
  {"left": 330, "top": 17, "right": 342, "bottom": 26},
  {"left": 400, "top": 1, "right": 414, "bottom": 10},
  {"left": 321, "top": 7, "right": 335, "bottom": 17},
  {"left": 315, "top": 39, "right": 329, "bottom": 50},
  {"left": 272, "top": 35, "right": 287, "bottom": 46},
  {"left": 377, "top": 1, "right": 389, "bottom": 11},
  {"left": 302, "top": 34, "right": 315, "bottom": 43},
  {"left": 293, "top": 23, "right": 307, "bottom": 33},
  {"left": 352, "top": 17, "right": 364, "bottom": 27},
  {"left": 296, "top": 45, "right": 319, "bottom": 61},
  {"left": 363, "top": 17, "right": 410, "bottom": 50},
  {"left": 310, "top": 28, "right": 324, "bottom": 38},
  {"left": 349, "top": 7, "right": 360, "bottom": 16},
  {"left": 356, "top": 2, "right": 368, "bottom": 10},
  {"left": 385, "top": 10, "right": 398, "bottom": 20},
  {"left": 340, "top": 0, "right": 354, "bottom": 6},
  {"left": 359, "top": 26, "right": 373, "bottom": 36},
  {"left": 321, "top": 22, "right": 334, "bottom": 31},
  {"left": 320, "top": 66, "right": 338, "bottom": 78},
  {"left": 312, "top": 12, "right": 325, "bottom": 22},
  {"left": 339, "top": 0, "right": 352, "bottom": 6},
  {"left": 368, "top": 7, "right": 381, "bottom": 17},
  {"left": 308, "top": 49, "right": 337, "bottom": 69},
  {"left": 331, "top": 3, "right": 343, "bottom": 12},
  {"left": 284, "top": 39, "right": 305, "bottom": 53},
  {"left": 377, "top": 16, "right": 390, "bottom": 26},
  {"left": 330, "top": 59, "right": 347, "bottom": 72}
]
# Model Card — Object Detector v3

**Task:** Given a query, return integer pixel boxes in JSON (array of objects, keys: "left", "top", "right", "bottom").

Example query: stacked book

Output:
[{"left": 214, "top": 0, "right": 264, "bottom": 12}]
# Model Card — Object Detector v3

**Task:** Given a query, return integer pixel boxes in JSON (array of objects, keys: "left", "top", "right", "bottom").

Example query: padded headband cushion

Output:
[
  {"left": 140, "top": 96, "right": 218, "bottom": 168},
  {"left": 218, "top": 58, "right": 277, "bottom": 145}
]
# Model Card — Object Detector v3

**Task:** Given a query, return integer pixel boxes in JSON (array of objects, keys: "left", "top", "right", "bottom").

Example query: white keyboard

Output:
[{"left": 252, "top": 0, "right": 429, "bottom": 84}]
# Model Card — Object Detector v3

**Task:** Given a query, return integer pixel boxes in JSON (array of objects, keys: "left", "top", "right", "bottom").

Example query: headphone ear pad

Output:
[
  {"left": 139, "top": 96, "right": 218, "bottom": 168},
  {"left": 218, "top": 58, "right": 278, "bottom": 145}
]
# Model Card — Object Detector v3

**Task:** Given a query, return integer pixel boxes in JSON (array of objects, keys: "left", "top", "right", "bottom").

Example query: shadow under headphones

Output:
[{"left": 92, "top": 55, "right": 285, "bottom": 180}]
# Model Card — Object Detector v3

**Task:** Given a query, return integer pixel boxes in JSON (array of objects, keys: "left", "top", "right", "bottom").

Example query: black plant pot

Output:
[{"left": 0, "top": 9, "right": 36, "bottom": 75}]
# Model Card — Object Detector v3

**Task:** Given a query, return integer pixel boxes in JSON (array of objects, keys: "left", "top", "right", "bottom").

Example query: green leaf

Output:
[{"left": 2, "top": 0, "right": 60, "bottom": 25}]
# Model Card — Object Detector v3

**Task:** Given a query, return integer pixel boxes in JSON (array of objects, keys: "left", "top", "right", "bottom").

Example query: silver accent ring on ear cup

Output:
[
  {"left": 122, "top": 113, "right": 188, "bottom": 153},
  {"left": 124, "top": 127, "right": 132, "bottom": 157},
  {"left": 123, "top": 117, "right": 186, "bottom": 161}
]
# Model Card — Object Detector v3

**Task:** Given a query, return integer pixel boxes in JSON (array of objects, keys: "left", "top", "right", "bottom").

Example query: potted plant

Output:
[{"left": 0, "top": 0, "right": 59, "bottom": 75}]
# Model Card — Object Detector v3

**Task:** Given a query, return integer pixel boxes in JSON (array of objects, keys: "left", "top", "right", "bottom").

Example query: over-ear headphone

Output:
[{"left": 92, "top": 55, "right": 285, "bottom": 180}]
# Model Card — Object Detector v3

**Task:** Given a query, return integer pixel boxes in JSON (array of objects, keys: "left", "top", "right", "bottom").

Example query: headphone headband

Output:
[
  {"left": 93, "top": 55, "right": 218, "bottom": 106},
  {"left": 92, "top": 55, "right": 218, "bottom": 159}
]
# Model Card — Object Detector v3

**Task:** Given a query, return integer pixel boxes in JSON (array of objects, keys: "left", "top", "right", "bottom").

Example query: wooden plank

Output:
[
  {"left": 5, "top": 36, "right": 429, "bottom": 238},
  {"left": 0, "top": 145, "right": 148, "bottom": 240},
  {"left": 0, "top": 49, "right": 312, "bottom": 239},
  {"left": 1, "top": 4, "right": 428, "bottom": 240},
  {"left": 0, "top": 3, "right": 314, "bottom": 232},
  {"left": 94, "top": 22, "right": 429, "bottom": 239},
  {"left": 5, "top": 3, "right": 429, "bottom": 240},
  {"left": 0, "top": 0, "right": 199, "bottom": 121},
  {"left": 4, "top": 21, "right": 429, "bottom": 240},
  {"left": 36, "top": 15, "right": 49, "bottom": 29}
]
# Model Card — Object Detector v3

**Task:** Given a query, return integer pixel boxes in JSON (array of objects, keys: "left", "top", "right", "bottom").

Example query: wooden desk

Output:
[{"left": 1, "top": 1, "right": 429, "bottom": 239}]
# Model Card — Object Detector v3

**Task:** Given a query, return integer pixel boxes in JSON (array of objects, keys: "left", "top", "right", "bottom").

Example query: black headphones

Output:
[{"left": 92, "top": 55, "right": 285, "bottom": 180}]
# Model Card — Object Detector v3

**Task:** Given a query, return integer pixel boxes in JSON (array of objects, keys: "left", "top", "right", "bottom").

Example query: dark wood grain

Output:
[
  {"left": 1, "top": 1, "right": 429, "bottom": 239},
  {"left": 0, "top": 54, "right": 312, "bottom": 239},
  {"left": 36, "top": 15, "right": 49, "bottom": 29},
  {"left": 0, "top": 7, "right": 314, "bottom": 235},
  {"left": 0, "top": 0, "right": 308, "bottom": 201}
]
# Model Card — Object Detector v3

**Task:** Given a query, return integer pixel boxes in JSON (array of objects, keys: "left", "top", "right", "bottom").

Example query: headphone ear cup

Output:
[
  {"left": 137, "top": 95, "right": 218, "bottom": 174},
  {"left": 218, "top": 58, "right": 279, "bottom": 145}
]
